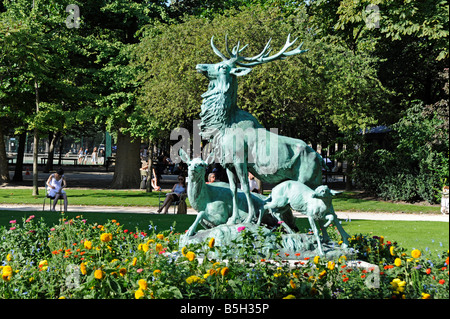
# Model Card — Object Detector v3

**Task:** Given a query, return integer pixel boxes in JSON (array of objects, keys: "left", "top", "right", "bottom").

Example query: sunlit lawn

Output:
[
  {"left": 0, "top": 189, "right": 441, "bottom": 214},
  {"left": 0, "top": 210, "right": 447, "bottom": 253}
]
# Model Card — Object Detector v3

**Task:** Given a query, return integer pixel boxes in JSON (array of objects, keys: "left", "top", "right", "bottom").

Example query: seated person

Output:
[
  {"left": 157, "top": 175, "right": 186, "bottom": 214},
  {"left": 206, "top": 173, "right": 216, "bottom": 184},
  {"left": 46, "top": 168, "right": 68, "bottom": 212},
  {"left": 248, "top": 172, "right": 261, "bottom": 193}
]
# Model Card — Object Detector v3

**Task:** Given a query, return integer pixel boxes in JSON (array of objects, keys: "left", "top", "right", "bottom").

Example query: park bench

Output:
[{"left": 40, "top": 157, "right": 78, "bottom": 166}]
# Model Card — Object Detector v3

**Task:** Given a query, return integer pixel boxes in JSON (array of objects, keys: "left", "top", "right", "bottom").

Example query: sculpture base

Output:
[{"left": 179, "top": 223, "right": 356, "bottom": 260}]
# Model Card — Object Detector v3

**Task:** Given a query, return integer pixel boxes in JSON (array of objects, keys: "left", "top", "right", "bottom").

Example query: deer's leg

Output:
[
  {"left": 318, "top": 219, "right": 330, "bottom": 243},
  {"left": 226, "top": 168, "right": 240, "bottom": 225},
  {"left": 234, "top": 163, "right": 256, "bottom": 224},
  {"left": 308, "top": 216, "right": 324, "bottom": 256},
  {"left": 186, "top": 211, "right": 205, "bottom": 237},
  {"left": 330, "top": 208, "right": 350, "bottom": 248}
]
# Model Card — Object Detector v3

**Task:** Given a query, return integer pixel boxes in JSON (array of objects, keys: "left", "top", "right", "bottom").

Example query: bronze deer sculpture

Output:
[{"left": 196, "top": 35, "right": 327, "bottom": 225}]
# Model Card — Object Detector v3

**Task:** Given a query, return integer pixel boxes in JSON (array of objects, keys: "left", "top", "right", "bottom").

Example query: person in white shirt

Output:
[{"left": 46, "top": 168, "right": 68, "bottom": 212}]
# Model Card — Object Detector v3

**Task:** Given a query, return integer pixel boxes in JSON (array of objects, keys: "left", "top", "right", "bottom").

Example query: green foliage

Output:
[
  {"left": 134, "top": 4, "right": 389, "bottom": 142},
  {"left": 353, "top": 96, "right": 448, "bottom": 203}
]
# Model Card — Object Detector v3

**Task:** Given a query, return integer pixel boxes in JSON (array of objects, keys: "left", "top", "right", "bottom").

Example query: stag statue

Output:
[{"left": 196, "top": 35, "right": 327, "bottom": 225}]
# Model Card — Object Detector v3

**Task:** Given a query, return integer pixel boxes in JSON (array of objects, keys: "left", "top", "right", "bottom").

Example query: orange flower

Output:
[
  {"left": 221, "top": 267, "right": 229, "bottom": 276},
  {"left": 94, "top": 269, "right": 103, "bottom": 280},
  {"left": 411, "top": 249, "right": 421, "bottom": 259},
  {"left": 186, "top": 251, "right": 196, "bottom": 262}
]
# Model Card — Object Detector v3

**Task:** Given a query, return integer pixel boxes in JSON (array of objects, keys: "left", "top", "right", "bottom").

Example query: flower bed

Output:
[{"left": 0, "top": 214, "right": 448, "bottom": 299}]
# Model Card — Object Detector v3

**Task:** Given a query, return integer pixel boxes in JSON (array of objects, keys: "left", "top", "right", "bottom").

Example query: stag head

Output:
[{"left": 196, "top": 34, "right": 308, "bottom": 81}]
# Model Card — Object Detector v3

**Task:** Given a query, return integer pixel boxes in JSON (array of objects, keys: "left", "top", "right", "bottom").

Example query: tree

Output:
[
  {"left": 0, "top": 0, "right": 95, "bottom": 193},
  {"left": 135, "top": 4, "right": 389, "bottom": 154},
  {"left": 88, "top": 0, "right": 169, "bottom": 189}
]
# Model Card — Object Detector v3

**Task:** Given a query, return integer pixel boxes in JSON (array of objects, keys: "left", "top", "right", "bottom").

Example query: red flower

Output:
[
  {"left": 426, "top": 268, "right": 432, "bottom": 275},
  {"left": 439, "top": 279, "right": 445, "bottom": 285}
]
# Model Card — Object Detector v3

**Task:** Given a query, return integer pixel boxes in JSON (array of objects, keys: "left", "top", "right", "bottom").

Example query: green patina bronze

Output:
[{"left": 179, "top": 35, "right": 352, "bottom": 258}]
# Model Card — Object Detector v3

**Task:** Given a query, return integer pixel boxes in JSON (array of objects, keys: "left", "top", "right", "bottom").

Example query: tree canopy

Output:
[{"left": 1, "top": 0, "right": 448, "bottom": 201}]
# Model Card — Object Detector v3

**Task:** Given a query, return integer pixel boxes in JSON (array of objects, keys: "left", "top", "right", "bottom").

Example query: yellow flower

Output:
[
  {"left": 411, "top": 249, "right": 421, "bottom": 259},
  {"left": 327, "top": 261, "right": 335, "bottom": 270},
  {"left": 84, "top": 240, "right": 93, "bottom": 250},
  {"left": 394, "top": 258, "right": 402, "bottom": 267},
  {"left": 135, "top": 289, "right": 145, "bottom": 299},
  {"left": 379, "top": 236, "right": 384, "bottom": 244},
  {"left": 421, "top": 293, "right": 431, "bottom": 299},
  {"left": 155, "top": 243, "right": 163, "bottom": 252},
  {"left": 186, "top": 251, "right": 196, "bottom": 262},
  {"left": 221, "top": 267, "right": 229, "bottom": 276},
  {"left": 100, "top": 233, "right": 112, "bottom": 243},
  {"left": 338, "top": 255, "right": 347, "bottom": 263},
  {"left": 156, "top": 234, "right": 164, "bottom": 240},
  {"left": 289, "top": 280, "right": 296, "bottom": 289},
  {"left": 207, "top": 268, "right": 217, "bottom": 276},
  {"left": 186, "top": 275, "right": 205, "bottom": 284},
  {"left": 132, "top": 257, "right": 137, "bottom": 266},
  {"left": 390, "top": 278, "right": 406, "bottom": 293},
  {"left": 39, "top": 260, "right": 48, "bottom": 271},
  {"left": 6, "top": 254, "right": 12, "bottom": 261},
  {"left": 283, "top": 294, "right": 295, "bottom": 299},
  {"left": 390, "top": 246, "right": 395, "bottom": 256},
  {"left": 1, "top": 265, "right": 13, "bottom": 281},
  {"left": 318, "top": 270, "right": 327, "bottom": 279},
  {"left": 138, "top": 279, "right": 148, "bottom": 290},
  {"left": 208, "top": 237, "right": 215, "bottom": 249},
  {"left": 80, "top": 263, "right": 87, "bottom": 275},
  {"left": 59, "top": 296, "right": 66, "bottom": 299},
  {"left": 119, "top": 268, "right": 127, "bottom": 276},
  {"left": 147, "top": 239, "right": 155, "bottom": 245},
  {"left": 94, "top": 269, "right": 103, "bottom": 280},
  {"left": 181, "top": 246, "right": 188, "bottom": 256},
  {"left": 138, "top": 243, "right": 149, "bottom": 252},
  {"left": 313, "top": 256, "right": 320, "bottom": 264}
]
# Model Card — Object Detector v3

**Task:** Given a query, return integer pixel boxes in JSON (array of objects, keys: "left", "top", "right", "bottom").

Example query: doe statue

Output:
[{"left": 179, "top": 34, "right": 352, "bottom": 258}]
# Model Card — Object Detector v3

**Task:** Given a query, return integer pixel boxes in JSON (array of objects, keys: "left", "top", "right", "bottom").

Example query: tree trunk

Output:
[
  {"left": 345, "top": 162, "right": 353, "bottom": 191},
  {"left": 110, "top": 131, "right": 141, "bottom": 189},
  {"left": 146, "top": 140, "right": 154, "bottom": 192},
  {"left": 44, "top": 131, "right": 61, "bottom": 173},
  {"left": 58, "top": 135, "right": 64, "bottom": 166},
  {"left": 32, "top": 79, "right": 40, "bottom": 196},
  {"left": 0, "top": 129, "right": 10, "bottom": 184},
  {"left": 12, "top": 132, "right": 26, "bottom": 182}
]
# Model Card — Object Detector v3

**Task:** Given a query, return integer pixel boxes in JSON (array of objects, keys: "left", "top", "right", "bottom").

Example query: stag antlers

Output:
[{"left": 211, "top": 34, "right": 307, "bottom": 67}]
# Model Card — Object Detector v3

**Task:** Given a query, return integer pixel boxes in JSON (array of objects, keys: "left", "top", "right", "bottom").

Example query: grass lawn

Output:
[
  {"left": 0, "top": 188, "right": 169, "bottom": 207},
  {"left": 0, "top": 209, "right": 447, "bottom": 253},
  {"left": 0, "top": 188, "right": 442, "bottom": 214}
]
